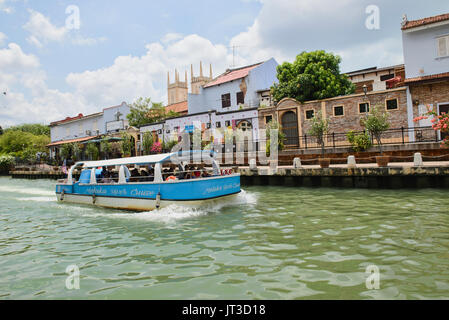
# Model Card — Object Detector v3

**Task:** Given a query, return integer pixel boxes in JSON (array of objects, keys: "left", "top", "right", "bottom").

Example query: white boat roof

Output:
[{"left": 76, "top": 151, "right": 215, "bottom": 168}]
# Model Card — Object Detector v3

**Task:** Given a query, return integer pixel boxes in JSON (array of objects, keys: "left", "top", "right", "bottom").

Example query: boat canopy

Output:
[{"left": 75, "top": 150, "right": 216, "bottom": 169}]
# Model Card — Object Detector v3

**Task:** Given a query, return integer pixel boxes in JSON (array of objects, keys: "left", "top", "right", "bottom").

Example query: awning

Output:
[{"left": 47, "top": 136, "right": 99, "bottom": 147}]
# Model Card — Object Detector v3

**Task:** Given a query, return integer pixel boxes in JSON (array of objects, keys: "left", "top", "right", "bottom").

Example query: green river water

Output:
[{"left": 0, "top": 177, "right": 448, "bottom": 300}]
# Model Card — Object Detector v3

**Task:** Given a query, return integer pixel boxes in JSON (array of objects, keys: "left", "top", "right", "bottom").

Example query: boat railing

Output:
[{"left": 89, "top": 168, "right": 221, "bottom": 184}]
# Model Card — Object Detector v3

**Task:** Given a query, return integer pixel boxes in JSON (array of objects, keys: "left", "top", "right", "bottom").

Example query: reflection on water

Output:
[{"left": 0, "top": 177, "right": 448, "bottom": 300}]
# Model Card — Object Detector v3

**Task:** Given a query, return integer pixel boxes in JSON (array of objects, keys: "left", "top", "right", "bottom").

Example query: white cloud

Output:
[
  {"left": 229, "top": 0, "right": 406, "bottom": 70},
  {"left": 22, "top": 9, "right": 107, "bottom": 48},
  {"left": 0, "top": 0, "right": 14, "bottom": 14},
  {"left": 0, "top": 34, "right": 235, "bottom": 126},
  {"left": 23, "top": 10, "right": 67, "bottom": 47},
  {"left": 0, "top": 32, "right": 6, "bottom": 46},
  {"left": 66, "top": 34, "right": 233, "bottom": 108}
]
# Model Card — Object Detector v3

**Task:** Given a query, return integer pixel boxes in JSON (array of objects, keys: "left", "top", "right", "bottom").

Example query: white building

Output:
[{"left": 48, "top": 102, "right": 131, "bottom": 159}]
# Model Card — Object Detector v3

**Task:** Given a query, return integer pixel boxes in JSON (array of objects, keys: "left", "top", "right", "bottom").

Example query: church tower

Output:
[
  {"left": 191, "top": 61, "right": 213, "bottom": 95},
  {"left": 167, "top": 69, "right": 188, "bottom": 105}
]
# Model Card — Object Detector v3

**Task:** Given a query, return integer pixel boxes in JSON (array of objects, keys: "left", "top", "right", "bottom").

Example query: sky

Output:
[{"left": 0, "top": 0, "right": 448, "bottom": 126}]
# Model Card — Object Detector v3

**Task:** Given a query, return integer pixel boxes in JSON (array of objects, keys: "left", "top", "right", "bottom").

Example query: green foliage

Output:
[
  {"left": 86, "top": 143, "right": 99, "bottom": 160},
  {"left": 347, "top": 130, "right": 372, "bottom": 152},
  {"left": 163, "top": 139, "right": 178, "bottom": 152},
  {"left": 59, "top": 143, "right": 72, "bottom": 160},
  {"left": 266, "top": 121, "right": 286, "bottom": 156},
  {"left": 127, "top": 97, "right": 179, "bottom": 127},
  {"left": 100, "top": 139, "right": 111, "bottom": 159},
  {"left": 361, "top": 105, "right": 390, "bottom": 153},
  {"left": 308, "top": 111, "right": 329, "bottom": 155},
  {"left": 0, "top": 130, "right": 50, "bottom": 160},
  {"left": 142, "top": 132, "right": 154, "bottom": 155},
  {"left": 71, "top": 143, "right": 82, "bottom": 162},
  {"left": 271, "top": 50, "right": 355, "bottom": 103},
  {"left": 0, "top": 155, "right": 14, "bottom": 174},
  {"left": 120, "top": 132, "right": 133, "bottom": 157},
  {"left": 5, "top": 123, "right": 50, "bottom": 136}
]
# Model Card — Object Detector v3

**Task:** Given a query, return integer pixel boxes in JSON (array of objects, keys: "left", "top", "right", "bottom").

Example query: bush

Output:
[
  {"left": 0, "top": 155, "right": 14, "bottom": 174},
  {"left": 347, "top": 130, "right": 372, "bottom": 152}
]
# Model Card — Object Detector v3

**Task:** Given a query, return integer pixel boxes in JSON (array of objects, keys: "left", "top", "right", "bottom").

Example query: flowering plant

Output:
[
  {"left": 414, "top": 104, "right": 449, "bottom": 147},
  {"left": 151, "top": 141, "right": 162, "bottom": 153}
]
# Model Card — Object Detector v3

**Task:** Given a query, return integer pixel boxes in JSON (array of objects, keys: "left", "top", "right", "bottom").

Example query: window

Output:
[
  {"left": 359, "top": 102, "right": 370, "bottom": 113},
  {"left": 380, "top": 74, "right": 395, "bottom": 82},
  {"left": 265, "top": 115, "right": 273, "bottom": 123},
  {"left": 386, "top": 98, "right": 398, "bottom": 110},
  {"left": 225, "top": 120, "right": 231, "bottom": 127},
  {"left": 236, "top": 92, "right": 245, "bottom": 105},
  {"left": 216, "top": 122, "right": 221, "bottom": 128},
  {"left": 305, "top": 110, "right": 315, "bottom": 120},
  {"left": 174, "top": 126, "right": 179, "bottom": 132},
  {"left": 437, "top": 35, "right": 449, "bottom": 57},
  {"left": 333, "top": 106, "right": 344, "bottom": 117},
  {"left": 221, "top": 93, "right": 231, "bottom": 108}
]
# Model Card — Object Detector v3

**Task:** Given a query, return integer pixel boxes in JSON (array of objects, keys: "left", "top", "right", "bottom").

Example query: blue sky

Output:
[{"left": 1, "top": 0, "right": 448, "bottom": 126}]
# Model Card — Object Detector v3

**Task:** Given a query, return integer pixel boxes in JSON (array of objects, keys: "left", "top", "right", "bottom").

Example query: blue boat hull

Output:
[{"left": 56, "top": 175, "right": 241, "bottom": 211}]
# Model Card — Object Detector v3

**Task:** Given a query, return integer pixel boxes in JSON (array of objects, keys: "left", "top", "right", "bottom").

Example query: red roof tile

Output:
[
  {"left": 47, "top": 135, "right": 98, "bottom": 147},
  {"left": 166, "top": 101, "right": 188, "bottom": 114},
  {"left": 402, "top": 13, "right": 449, "bottom": 30},
  {"left": 203, "top": 63, "right": 262, "bottom": 88},
  {"left": 404, "top": 72, "right": 449, "bottom": 84}
]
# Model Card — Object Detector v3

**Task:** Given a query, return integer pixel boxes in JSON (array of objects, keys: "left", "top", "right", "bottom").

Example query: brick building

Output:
[{"left": 259, "top": 87, "right": 409, "bottom": 148}]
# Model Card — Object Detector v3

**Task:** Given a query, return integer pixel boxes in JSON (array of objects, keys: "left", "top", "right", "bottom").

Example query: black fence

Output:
[{"left": 221, "top": 126, "right": 441, "bottom": 152}]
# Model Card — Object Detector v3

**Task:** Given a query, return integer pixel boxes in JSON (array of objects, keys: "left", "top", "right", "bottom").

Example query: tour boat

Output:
[{"left": 55, "top": 150, "right": 240, "bottom": 211}]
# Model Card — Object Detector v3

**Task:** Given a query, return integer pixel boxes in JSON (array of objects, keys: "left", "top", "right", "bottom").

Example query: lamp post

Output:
[{"left": 363, "top": 84, "right": 368, "bottom": 99}]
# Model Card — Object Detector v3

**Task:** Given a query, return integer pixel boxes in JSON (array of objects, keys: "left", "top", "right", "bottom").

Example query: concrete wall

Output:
[
  {"left": 50, "top": 114, "right": 104, "bottom": 142},
  {"left": 402, "top": 23, "right": 449, "bottom": 78},
  {"left": 50, "top": 102, "right": 131, "bottom": 143}
]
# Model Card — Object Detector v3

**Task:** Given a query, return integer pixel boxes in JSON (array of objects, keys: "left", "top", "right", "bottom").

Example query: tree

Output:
[
  {"left": 271, "top": 50, "right": 355, "bottom": 103},
  {"left": 5, "top": 123, "right": 50, "bottom": 136},
  {"left": 362, "top": 105, "right": 390, "bottom": 154},
  {"left": 72, "top": 143, "right": 82, "bottom": 162},
  {"left": 142, "top": 132, "right": 154, "bottom": 155},
  {"left": 309, "top": 111, "right": 329, "bottom": 156},
  {"left": 127, "top": 97, "right": 179, "bottom": 127},
  {"left": 120, "top": 132, "right": 133, "bottom": 157},
  {"left": 86, "top": 143, "right": 99, "bottom": 160},
  {"left": 266, "top": 120, "right": 286, "bottom": 156},
  {"left": 100, "top": 139, "right": 111, "bottom": 159},
  {"left": 60, "top": 143, "right": 72, "bottom": 160}
]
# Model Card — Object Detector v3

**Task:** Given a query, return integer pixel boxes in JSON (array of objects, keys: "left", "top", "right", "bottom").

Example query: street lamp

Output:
[{"left": 363, "top": 84, "right": 368, "bottom": 99}]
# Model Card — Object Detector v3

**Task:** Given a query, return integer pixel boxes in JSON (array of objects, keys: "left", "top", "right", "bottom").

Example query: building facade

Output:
[
  {"left": 346, "top": 65, "right": 405, "bottom": 94},
  {"left": 140, "top": 59, "right": 279, "bottom": 147},
  {"left": 48, "top": 102, "right": 133, "bottom": 159},
  {"left": 188, "top": 58, "right": 279, "bottom": 114},
  {"left": 402, "top": 13, "right": 449, "bottom": 141}
]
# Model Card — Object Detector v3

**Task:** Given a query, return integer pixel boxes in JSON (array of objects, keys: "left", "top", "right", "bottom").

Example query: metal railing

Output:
[{"left": 212, "top": 126, "right": 441, "bottom": 152}]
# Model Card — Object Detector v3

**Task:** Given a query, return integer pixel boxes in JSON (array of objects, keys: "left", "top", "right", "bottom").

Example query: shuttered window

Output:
[{"left": 437, "top": 36, "right": 449, "bottom": 57}]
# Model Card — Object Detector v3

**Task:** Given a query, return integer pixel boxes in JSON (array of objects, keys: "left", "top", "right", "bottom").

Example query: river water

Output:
[{"left": 0, "top": 177, "right": 448, "bottom": 300}]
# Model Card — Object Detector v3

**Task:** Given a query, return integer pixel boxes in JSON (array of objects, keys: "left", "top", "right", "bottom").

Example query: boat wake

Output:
[
  {"left": 90, "top": 189, "right": 258, "bottom": 224},
  {"left": 0, "top": 186, "right": 54, "bottom": 197}
]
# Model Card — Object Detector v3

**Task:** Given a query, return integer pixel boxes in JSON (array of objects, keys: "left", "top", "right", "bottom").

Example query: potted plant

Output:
[
  {"left": 309, "top": 111, "right": 330, "bottom": 168},
  {"left": 362, "top": 105, "right": 390, "bottom": 167}
]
